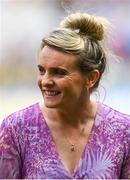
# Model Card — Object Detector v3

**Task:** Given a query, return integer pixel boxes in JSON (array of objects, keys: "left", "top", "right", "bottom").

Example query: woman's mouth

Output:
[{"left": 44, "top": 90, "right": 61, "bottom": 97}]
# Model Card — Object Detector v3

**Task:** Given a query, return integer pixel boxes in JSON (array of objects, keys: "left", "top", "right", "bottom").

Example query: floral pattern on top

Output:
[{"left": 0, "top": 102, "right": 130, "bottom": 179}]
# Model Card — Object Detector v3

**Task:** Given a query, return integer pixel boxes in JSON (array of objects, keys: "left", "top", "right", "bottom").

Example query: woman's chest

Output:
[{"left": 22, "top": 133, "right": 124, "bottom": 179}]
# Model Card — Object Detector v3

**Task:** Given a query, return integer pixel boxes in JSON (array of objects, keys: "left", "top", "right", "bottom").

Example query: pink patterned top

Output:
[{"left": 0, "top": 102, "right": 130, "bottom": 179}]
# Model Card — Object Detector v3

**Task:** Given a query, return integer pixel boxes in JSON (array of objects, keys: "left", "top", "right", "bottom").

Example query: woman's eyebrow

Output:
[
  {"left": 37, "top": 65, "right": 43, "bottom": 68},
  {"left": 37, "top": 65, "right": 68, "bottom": 71},
  {"left": 51, "top": 67, "right": 68, "bottom": 71}
]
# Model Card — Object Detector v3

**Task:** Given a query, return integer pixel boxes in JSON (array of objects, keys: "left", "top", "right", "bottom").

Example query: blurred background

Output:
[{"left": 0, "top": 0, "right": 130, "bottom": 122}]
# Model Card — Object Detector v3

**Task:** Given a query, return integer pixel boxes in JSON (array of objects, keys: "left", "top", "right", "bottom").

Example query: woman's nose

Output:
[{"left": 41, "top": 74, "right": 54, "bottom": 87}]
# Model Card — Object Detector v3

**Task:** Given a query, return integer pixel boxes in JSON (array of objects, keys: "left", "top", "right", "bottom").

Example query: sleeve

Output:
[
  {"left": 120, "top": 119, "right": 130, "bottom": 178},
  {"left": 0, "top": 116, "right": 22, "bottom": 179}
]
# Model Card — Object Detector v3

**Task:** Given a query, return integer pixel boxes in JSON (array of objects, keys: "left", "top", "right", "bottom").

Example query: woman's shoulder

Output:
[
  {"left": 98, "top": 102, "right": 130, "bottom": 128},
  {"left": 1, "top": 102, "right": 40, "bottom": 129}
]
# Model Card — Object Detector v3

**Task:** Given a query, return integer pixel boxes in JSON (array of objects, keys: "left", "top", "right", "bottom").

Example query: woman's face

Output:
[{"left": 37, "top": 46, "right": 87, "bottom": 109}]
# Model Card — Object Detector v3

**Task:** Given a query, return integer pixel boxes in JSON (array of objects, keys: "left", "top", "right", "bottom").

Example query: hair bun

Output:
[{"left": 60, "top": 12, "right": 110, "bottom": 41}]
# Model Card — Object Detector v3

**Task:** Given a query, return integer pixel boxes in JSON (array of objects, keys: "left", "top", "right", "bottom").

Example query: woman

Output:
[{"left": 0, "top": 12, "right": 130, "bottom": 179}]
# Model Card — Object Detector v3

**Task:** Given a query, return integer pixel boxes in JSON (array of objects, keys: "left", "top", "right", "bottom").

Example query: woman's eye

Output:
[
  {"left": 53, "top": 69, "right": 68, "bottom": 76},
  {"left": 38, "top": 66, "right": 45, "bottom": 75}
]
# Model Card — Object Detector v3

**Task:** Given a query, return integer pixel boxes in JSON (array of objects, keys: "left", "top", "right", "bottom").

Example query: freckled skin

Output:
[
  {"left": 37, "top": 46, "right": 88, "bottom": 110},
  {"left": 37, "top": 46, "right": 99, "bottom": 174}
]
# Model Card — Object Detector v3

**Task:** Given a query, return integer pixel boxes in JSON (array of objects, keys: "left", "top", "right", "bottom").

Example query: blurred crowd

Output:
[{"left": 0, "top": 0, "right": 130, "bottom": 120}]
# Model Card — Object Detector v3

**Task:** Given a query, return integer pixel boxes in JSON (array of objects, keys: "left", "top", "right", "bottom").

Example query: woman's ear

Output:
[{"left": 86, "top": 69, "right": 100, "bottom": 89}]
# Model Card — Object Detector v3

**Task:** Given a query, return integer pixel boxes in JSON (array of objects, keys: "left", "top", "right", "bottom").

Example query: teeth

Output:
[{"left": 44, "top": 91, "right": 60, "bottom": 96}]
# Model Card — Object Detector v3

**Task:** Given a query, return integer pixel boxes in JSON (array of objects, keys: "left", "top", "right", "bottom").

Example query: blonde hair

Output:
[{"left": 41, "top": 12, "right": 111, "bottom": 90}]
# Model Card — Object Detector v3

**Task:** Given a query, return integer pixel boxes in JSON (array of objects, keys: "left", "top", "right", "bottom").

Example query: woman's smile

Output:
[
  {"left": 37, "top": 46, "right": 87, "bottom": 109},
  {"left": 44, "top": 90, "right": 61, "bottom": 96},
  {"left": 43, "top": 90, "right": 61, "bottom": 99}
]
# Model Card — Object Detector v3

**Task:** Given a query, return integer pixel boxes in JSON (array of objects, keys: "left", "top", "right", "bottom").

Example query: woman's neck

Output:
[{"left": 41, "top": 99, "right": 97, "bottom": 129}]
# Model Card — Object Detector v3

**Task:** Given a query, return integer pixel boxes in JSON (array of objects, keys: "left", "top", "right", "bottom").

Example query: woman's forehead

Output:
[{"left": 38, "top": 46, "right": 77, "bottom": 69}]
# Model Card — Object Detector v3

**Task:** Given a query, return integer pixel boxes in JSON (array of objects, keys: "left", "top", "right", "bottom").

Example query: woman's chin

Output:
[{"left": 43, "top": 99, "right": 61, "bottom": 108}]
